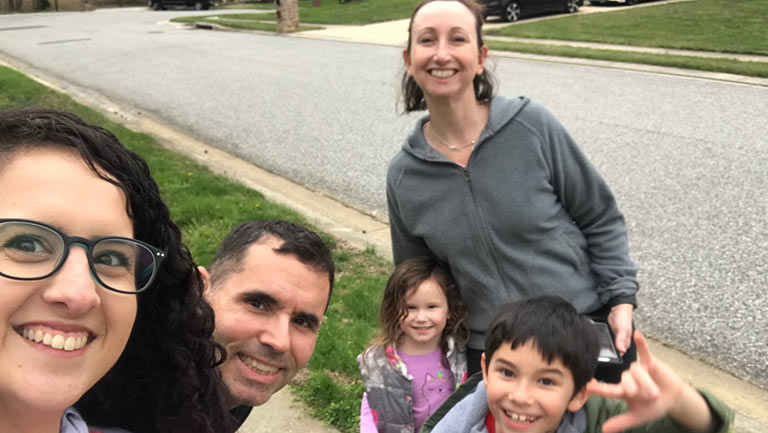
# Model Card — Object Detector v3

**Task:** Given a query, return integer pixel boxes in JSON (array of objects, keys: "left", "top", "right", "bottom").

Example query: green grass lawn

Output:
[
  {"left": 486, "top": 40, "right": 768, "bottom": 78},
  {"left": 488, "top": 0, "right": 768, "bottom": 56},
  {"left": 215, "top": 0, "right": 274, "bottom": 9},
  {"left": 0, "top": 65, "right": 385, "bottom": 433}
]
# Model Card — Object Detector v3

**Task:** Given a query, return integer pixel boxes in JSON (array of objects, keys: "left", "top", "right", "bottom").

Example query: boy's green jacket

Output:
[{"left": 421, "top": 373, "right": 733, "bottom": 433}]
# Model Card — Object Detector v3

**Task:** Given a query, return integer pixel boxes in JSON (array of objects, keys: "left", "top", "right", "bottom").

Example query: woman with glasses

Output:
[{"left": 0, "top": 108, "right": 230, "bottom": 433}]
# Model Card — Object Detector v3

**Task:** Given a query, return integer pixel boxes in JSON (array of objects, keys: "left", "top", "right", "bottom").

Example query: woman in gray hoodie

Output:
[{"left": 387, "top": 0, "right": 638, "bottom": 382}]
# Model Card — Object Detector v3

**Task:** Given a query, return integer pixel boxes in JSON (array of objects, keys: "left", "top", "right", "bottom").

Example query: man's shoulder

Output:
[{"left": 229, "top": 405, "right": 253, "bottom": 431}]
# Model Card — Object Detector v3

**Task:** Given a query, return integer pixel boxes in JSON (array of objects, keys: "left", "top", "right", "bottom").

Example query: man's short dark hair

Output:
[
  {"left": 484, "top": 296, "right": 599, "bottom": 393},
  {"left": 208, "top": 219, "right": 334, "bottom": 309}
]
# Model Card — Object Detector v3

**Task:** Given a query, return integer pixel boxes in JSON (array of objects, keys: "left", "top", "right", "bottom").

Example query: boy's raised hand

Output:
[{"left": 586, "top": 331, "right": 686, "bottom": 433}]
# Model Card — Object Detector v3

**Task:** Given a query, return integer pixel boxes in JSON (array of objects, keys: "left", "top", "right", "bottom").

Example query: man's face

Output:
[
  {"left": 206, "top": 237, "right": 329, "bottom": 408},
  {"left": 481, "top": 341, "right": 588, "bottom": 433}
]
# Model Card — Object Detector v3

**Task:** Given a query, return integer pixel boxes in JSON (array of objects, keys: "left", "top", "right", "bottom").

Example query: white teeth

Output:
[
  {"left": 430, "top": 69, "right": 455, "bottom": 78},
  {"left": 20, "top": 328, "right": 89, "bottom": 351},
  {"left": 504, "top": 411, "right": 536, "bottom": 423},
  {"left": 239, "top": 355, "right": 279, "bottom": 375},
  {"left": 51, "top": 334, "right": 65, "bottom": 349}
]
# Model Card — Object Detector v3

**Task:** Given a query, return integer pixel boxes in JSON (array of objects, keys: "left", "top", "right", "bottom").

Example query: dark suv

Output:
[
  {"left": 478, "top": 0, "right": 580, "bottom": 22},
  {"left": 149, "top": 0, "right": 213, "bottom": 10}
]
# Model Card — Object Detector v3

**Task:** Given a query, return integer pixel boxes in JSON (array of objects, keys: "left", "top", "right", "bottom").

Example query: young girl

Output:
[{"left": 358, "top": 256, "right": 468, "bottom": 433}]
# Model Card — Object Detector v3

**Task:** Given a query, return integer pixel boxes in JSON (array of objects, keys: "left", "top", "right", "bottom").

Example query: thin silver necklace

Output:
[{"left": 427, "top": 122, "right": 476, "bottom": 152}]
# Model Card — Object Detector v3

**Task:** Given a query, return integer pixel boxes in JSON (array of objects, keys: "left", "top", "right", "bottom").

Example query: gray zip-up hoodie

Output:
[{"left": 386, "top": 96, "right": 638, "bottom": 349}]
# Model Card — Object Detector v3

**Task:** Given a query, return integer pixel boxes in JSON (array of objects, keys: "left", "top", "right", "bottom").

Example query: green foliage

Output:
[
  {"left": 488, "top": 0, "right": 768, "bottom": 56},
  {"left": 292, "top": 371, "right": 365, "bottom": 433},
  {"left": 312, "top": 247, "right": 391, "bottom": 375},
  {"left": 0, "top": 65, "right": 388, "bottom": 433}
]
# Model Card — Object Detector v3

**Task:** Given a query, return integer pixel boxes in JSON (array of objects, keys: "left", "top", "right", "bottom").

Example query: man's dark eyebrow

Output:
[
  {"left": 240, "top": 291, "right": 279, "bottom": 309},
  {"left": 295, "top": 312, "right": 320, "bottom": 330}
]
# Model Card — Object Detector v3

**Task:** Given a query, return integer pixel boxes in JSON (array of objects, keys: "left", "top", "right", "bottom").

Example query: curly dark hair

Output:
[
  {"left": 371, "top": 256, "right": 468, "bottom": 354},
  {"left": 0, "top": 108, "right": 231, "bottom": 433},
  {"left": 401, "top": 0, "right": 495, "bottom": 113}
]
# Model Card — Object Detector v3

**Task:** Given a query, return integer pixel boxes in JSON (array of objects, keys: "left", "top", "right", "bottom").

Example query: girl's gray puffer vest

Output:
[{"left": 358, "top": 338, "right": 467, "bottom": 433}]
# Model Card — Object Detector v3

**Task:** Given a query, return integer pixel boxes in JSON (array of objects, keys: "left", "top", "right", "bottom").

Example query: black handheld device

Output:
[{"left": 589, "top": 318, "right": 623, "bottom": 365}]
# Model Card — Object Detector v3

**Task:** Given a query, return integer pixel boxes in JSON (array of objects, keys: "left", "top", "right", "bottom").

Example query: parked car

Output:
[
  {"left": 478, "top": 0, "right": 580, "bottom": 22},
  {"left": 149, "top": 0, "right": 213, "bottom": 10}
]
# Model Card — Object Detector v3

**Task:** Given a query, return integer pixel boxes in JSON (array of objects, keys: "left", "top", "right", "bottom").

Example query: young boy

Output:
[{"left": 421, "top": 296, "right": 732, "bottom": 433}]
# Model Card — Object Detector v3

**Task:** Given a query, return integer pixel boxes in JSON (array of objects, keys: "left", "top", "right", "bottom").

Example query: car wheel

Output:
[
  {"left": 194, "top": 0, "right": 203, "bottom": 9},
  {"left": 151, "top": 0, "right": 161, "bottom": 10},
  {"left": 503, "top": 2, "right": 521, "bottom": 22},
  {"left": 566, "top": 0, "right": 579, "bottom": 12},
  {"left": 626, "top": 0, "right": 637, "bottom": 4}
]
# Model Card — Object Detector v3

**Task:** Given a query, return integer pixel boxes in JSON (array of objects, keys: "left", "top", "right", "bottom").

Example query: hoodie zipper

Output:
[{"left": 460, "top": 160, "right": 513, "bottom": 306}]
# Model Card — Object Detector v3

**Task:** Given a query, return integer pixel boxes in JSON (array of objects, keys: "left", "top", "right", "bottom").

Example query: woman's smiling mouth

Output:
[
  {"left": 16, "top": 325, "right": 92, "bottom": 351},
  {"left": 429, "top": 69, "right": 456, "bottom": 78}
]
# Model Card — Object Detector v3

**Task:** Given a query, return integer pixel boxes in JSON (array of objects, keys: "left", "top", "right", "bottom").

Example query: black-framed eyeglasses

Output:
[{"left": 0, "top": 219, "right": 165, "bottom": 294}]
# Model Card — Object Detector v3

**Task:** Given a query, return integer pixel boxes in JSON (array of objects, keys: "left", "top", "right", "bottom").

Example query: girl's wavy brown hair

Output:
[{"left": 370, "top": 256, "right": 468, "bottom": 352}]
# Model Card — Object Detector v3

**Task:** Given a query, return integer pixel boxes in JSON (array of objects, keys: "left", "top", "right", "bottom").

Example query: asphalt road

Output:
[{"left": 0, "top": 8, "right": 766, "bottom": 390}]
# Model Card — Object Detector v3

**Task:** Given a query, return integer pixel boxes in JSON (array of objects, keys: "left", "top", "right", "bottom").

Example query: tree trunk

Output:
[{"left": 275, "top": 0, "right": 299, "bottom": 33}]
